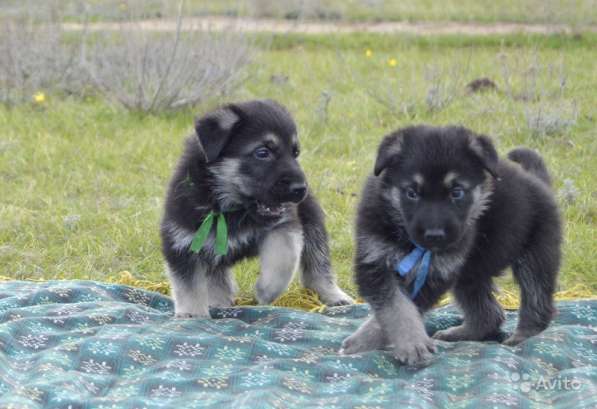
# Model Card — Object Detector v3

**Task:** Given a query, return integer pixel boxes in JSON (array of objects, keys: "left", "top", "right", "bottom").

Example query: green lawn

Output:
[
  {"left": 0, "top": 33, "right": 595, "bottom": 298},
  {"left": 192, "top": 0, "right": 597, "bottom": 26},
  {"left": 2, "top": 0, "right": 596, "bottom": 26}
]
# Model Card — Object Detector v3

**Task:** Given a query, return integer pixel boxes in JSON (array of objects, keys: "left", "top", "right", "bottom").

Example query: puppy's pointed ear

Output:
[
  {"left": 468, "top": 134, "right": 499, "bottom": 179},
  {"left": 194, "top": 106, "right": 240, "bottom": 163},
  {"left": 374, "top": 131, "right": 404, "bottom": 176}
]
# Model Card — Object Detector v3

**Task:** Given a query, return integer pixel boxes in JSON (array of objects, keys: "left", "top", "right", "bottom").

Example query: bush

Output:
[
  {"left": 248, "top": 0, "right": 342, "bottom": 20},
  {"left": 0, "top": 16, "right": 84, "bottom": 105},
  {"left": 0, "top": 1, "right": 254, "bottom": 113},
  {"left": 524, "top": 102, "right": 578, "bottom": 136},
  {"left": 423, "top": 62, "right": 470, "bottom": 112},
  {"left": 360, "top": 60, "right": 469, "bottom": 118},
  {"left": 81, "top": 13, "right": 253, "bottom": 112},
  {"left": 497, "top": 50, "right": 578, "bottom": 136}
]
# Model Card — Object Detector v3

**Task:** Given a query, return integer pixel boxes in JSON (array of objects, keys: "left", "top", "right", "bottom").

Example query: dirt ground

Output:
[{"left": 63, "top": 16, "right": 595, "bottom": 35}]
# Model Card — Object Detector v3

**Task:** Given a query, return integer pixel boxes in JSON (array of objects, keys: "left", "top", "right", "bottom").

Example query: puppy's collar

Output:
[
  {"left": 395, "top": 242, "right": 432, "bottom": 299},
  {"left": 190, "top": 211, "right": 229, "bottom": 256}
]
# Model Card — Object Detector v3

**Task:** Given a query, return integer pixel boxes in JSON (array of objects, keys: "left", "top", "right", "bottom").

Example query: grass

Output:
[
  {"left": 183, "top": 0, "right": 597, "bottom": 26},
  {"left": 3, "top": 0, "right": 596, "bottom": 26},
  {"left": 263, "top": 31, "right": 597, "bottom": 51},
  {"left": 0, "top": 32, "right": 595, "bottom": 300}
]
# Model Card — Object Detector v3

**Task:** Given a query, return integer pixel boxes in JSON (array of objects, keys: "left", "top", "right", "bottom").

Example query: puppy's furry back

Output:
[{"left": 508, "top": 147, "right": 552, "bottom": 186}]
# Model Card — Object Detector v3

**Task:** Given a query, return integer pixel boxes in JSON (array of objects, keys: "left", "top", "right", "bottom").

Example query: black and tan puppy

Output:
[
  {"left": 161, "top": 99, "right": 353, "bottom": 318},
  {"left": 341, "top": 125, "right": 561, "bottom": 365}
]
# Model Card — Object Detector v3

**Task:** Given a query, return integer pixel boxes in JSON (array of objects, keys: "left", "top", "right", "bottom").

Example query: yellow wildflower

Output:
[
  {"left": 388, "top": 58, "right": 397, "bottom": 67},
  {"left": 33, "top": 92, "right": 45, "bottom": 103},
  {"left": 365, "top": 49, "right": 373, "bottom": 58}
]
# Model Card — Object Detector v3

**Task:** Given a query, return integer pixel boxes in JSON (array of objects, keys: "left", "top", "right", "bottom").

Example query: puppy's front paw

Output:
[
  {"left": 433, "top": 324, "right": 488, "bottom": 342},
  {"left": 319, "top": 287, "right": 354, "bottom": 306},
  {"left": 433, "top": 324, "right": 500, "bottom": 342},
  {"left": 339, "top": 335, "right": 362, "bottom": 355},
  {"left": 340, "top": 331, "right": 379, "bottom": 355},
  {"left": 339, "top": 316, "right": 386, "bottom": 355},
  {"left": 392, "top": 336, "right": 437, "bottom": 366},
  {"left": 327, "top": 294, "right": 354, "bottom": 307},
  {"left": 503, "top": 329, "right": 536, "bottom": 346},
  {"left": 433, "top": 325, "right": 469, "bottom": 342},
  {"left": 255, "top": 283, "right": 281, "bottom": 305}
]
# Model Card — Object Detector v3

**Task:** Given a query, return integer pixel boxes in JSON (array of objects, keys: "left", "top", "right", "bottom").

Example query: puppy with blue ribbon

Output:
[{"left": 341, "top": 125, "right": 561, "bottom": 366}]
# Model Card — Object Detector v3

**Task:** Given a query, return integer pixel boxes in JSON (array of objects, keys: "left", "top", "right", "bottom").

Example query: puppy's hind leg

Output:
[
  {"left": 505, "top": 183, "right": 561, "bottom": 345},
  {"left": 207, "top": 268, "right": 238, "bottom": 308},
  {"left": 298, "top": 199, "right": 354, "bottom": 306},
  {"left": 255, "top": 226, "right": 303, "bottom": 305},
  {"left": 505, "top": 249, "right": 559, "bottom": 345},
  {"left": 340, "top": 315, "right": 387, "bottom": 355},
  {"left": 167, "top": 262, "right": 211, "bottom": 319}
]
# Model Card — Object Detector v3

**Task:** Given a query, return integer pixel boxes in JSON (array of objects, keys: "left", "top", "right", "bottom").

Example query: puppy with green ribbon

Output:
[{"left": 161, "top": 100, "right": 353, "bottom": 318}]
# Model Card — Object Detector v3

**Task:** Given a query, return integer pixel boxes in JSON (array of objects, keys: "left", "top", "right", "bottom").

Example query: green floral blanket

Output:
[{"left": 0, "top": 280, "right": 595, "bottom": 408}]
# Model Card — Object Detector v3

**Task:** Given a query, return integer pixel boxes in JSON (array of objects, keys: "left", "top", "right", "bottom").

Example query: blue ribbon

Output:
[{"left": 395, "top": 242, "right": 432, "bottom": 299}]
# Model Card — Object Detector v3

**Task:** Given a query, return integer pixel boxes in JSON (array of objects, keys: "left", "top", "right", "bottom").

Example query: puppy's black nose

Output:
[
  {"left": 424, "top": 228, "right": 446, "bottom": 243},
  {"left": 288, "top": 182, "right": 307, "bottom": 203}
]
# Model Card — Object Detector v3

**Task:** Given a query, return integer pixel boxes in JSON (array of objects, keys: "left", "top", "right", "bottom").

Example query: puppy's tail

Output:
[{"left": 507, "top": 147, "right": 552, "bottom": 187}]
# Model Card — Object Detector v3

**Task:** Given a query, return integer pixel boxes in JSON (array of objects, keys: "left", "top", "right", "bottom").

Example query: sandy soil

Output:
[{"left": 63, "top": 16, "right": 594, "bottom": 35}]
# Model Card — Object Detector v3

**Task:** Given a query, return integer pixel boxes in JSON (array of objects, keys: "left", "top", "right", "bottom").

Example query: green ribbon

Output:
[{"left": 190, "top": 211, "right": 228, "bottom": 256}]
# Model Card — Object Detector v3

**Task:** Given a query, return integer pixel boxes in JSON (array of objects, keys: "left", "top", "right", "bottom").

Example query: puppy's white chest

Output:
[{"left": 430, "top": 253, "right": 466, "bottom": 280}]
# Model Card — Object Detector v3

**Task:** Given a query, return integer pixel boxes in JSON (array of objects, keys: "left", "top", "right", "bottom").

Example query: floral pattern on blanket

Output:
[{"left": 0, "top": 280, "right": 595, "bottom": 408}]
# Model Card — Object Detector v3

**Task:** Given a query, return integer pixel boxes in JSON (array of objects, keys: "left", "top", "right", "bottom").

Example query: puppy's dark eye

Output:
[
  {"left": 405, "top": 187, "right": 419, "bottom": 201},
  {"left": 292, "top": 147, "right": 300, "bottom": 158},
  {"left": 254, "top": 147, "right": 271, "bottom": 160},
  {"left": 450, "top": 187, "right": 465, "bottom": 200}
]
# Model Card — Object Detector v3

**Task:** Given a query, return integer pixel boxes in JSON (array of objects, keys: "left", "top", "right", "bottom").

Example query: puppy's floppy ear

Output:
[
  {"left": 468, "top": 133, "right": 499, "bottom": 179},
  {"left": 194, "top": 105, "right": 241, "bottom": 163},
  {"left": 374, "top": 131, "right": 404, "bottom": 176}
]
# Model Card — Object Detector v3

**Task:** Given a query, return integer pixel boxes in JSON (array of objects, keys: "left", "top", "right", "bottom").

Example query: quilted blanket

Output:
[{"left": 0, "top": 280, "right": 595, "bottom": 409}]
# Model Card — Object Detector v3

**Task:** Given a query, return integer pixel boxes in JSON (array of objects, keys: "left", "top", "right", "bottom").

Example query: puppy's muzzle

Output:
[
  {"left": 424, "top": 228, "right": 446, "bottom": 244},
  {"left": 288, "top": 182, "right": 308, "bottom": 203},
  {"left": 272, "top": 178, "right": 308, "bottom": 204},
  {"left": 415, "top": 227, "right": 450, "bottom": 250}
]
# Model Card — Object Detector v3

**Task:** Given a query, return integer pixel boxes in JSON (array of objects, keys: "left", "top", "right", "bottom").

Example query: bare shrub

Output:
[
  {"left": 497, "top": 50, "right": 568, "bottom": 102},
  {"left": 69, "top": 0, "right": 170, "bottom": 21},
  {"left": 0, "top": 0, "right": 174, "bottom": 21},
  {"left": 248, "top": 0, "right": 342, "bottom": 20},
  {"left": 524, "top": 102, "right": 578, "bottom": 136},
  {"left": 0, "top": 14, "right": 85, "bottom": 105},
  {"left": 341, "top": 54, "right": 418, "bottom": 119},
  {"left": 81, "top": 7, "right": 253, "bottom": 113},
  {"left": 559, "top": 178, "right": 580, "bottom": 204},
  {"left": 366, "top": 81, "right": 418, "bottom": 119},
  {"left": 423, "top": 61, "right": 470, "bottom": 112},
  {"left": 315, "top": 90, "right": 332, "bottom": 123},
  {"left": 498, "top": 50, "right": 578, "bottom": 136},
  {"left": 0, "top": 1, "right": 254, "bottom": 112},
  {"left": 361, "top": 59, "right": 470, "bottom": 118}
]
